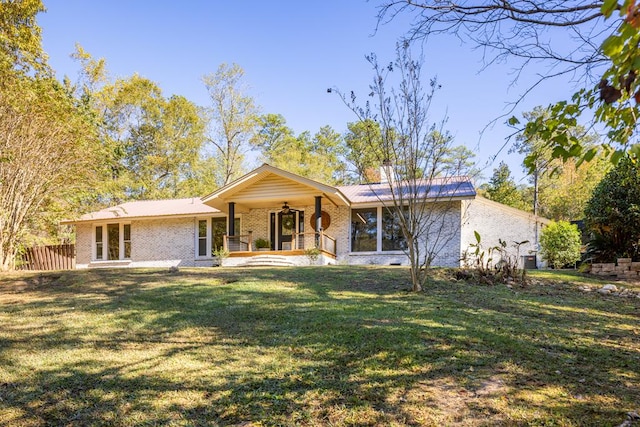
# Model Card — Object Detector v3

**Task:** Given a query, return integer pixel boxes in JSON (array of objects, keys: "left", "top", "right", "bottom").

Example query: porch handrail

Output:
[
  {"left": 223, "top": 234, "right": 253, "bottom": 252},
  {"left": 320, "top": 232, "right": 337, "bottom": 255},
  {"left": 290, "top": 231, "right": 307, "bottom": 250},
  {"left": 291, "top": 231, "right": 337, "bottom": 255}
]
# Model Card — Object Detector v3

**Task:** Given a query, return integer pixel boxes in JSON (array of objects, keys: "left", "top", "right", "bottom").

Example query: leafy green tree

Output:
[
  {"left": 439, "top": 144, "right": 480, "bottom": 178},
  {"left": 252, "top": 114, "right": 347, "bottom": 185},
  {"left": 70, "top": 48, "right": 208, "bottom": 203},
  {"left": 202, "top": 63, "right": 259, "bottom": 186},
  {"left": 344, "top": 119, "right": 385, "bottom": 182},
  {"left": 0, "top": 1, "right": 101, "bottom": 269},
  {"left": 512, "top": 107, "right": 610, "bottom": 220},
  {"left": 140, "top": 94, "right": 207, "bottom": 198},
  {"left": 584, "top": 155, "right": 640, "bottom": 261},
  {"left": 0, "top": 0, "right": 47, "bottom": 75},
  {"left": 250, "top": 113, "right": 294, "bottom": 160},
  {"left": 0, "top": 76, "right": 100, "bottom": 270},
  {"left": 308, "top": 125, "right": 348, "bottom": 184},
  {"left": 540, "top": 221, "right": 582, "bottom": 268},
  {"left": 344, "top": 121, "right": 478, "bottom": 183},
  {"left": 102, "top": 76, "right": 206, "bottom": 200},
  {"left": 481, "top": 162, "right": 529, "bottom": 211},
  {"left": 536, "top": 156, "right": 611, "bottom": 221}
]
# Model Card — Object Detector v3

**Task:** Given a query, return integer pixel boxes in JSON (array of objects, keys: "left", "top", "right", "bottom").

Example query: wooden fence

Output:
[{"left": 17, "top": 244, "right": 75, "bottom": 271}]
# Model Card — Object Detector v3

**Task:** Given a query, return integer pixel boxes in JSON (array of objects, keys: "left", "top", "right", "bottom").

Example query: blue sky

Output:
[{"left": 37, "top": 0, "right": 584, "bottom": 183}]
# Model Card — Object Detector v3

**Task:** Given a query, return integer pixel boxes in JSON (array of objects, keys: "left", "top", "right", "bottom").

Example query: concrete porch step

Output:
[{"left": 239, "top": 255, "right": 296, "bottom": 267}]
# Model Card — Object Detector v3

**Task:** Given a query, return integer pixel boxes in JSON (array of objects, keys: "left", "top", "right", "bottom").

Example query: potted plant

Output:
[{"left": 255, "top": 238, "right": 270, "bottom": 251}]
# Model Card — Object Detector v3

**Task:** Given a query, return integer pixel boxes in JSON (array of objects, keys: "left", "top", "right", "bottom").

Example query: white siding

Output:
[{"left": 462, "top": 197, "right": 544, "bottom": 268}]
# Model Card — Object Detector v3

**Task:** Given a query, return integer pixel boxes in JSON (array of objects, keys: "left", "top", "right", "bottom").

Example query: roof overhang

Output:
[
  {"left": 201, "top": 164, "right": 351, "bottom": 213},
  {"left": 60, "top": 212, "right": 223, "bottom": 225},
  {"left": 60, "top": 198, "right": 220, "bottom": 225}
]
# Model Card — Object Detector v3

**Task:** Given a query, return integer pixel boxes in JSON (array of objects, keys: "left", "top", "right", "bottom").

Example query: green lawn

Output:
[{"left": 0, "top": 266, "right": 638, "bottom": 426}]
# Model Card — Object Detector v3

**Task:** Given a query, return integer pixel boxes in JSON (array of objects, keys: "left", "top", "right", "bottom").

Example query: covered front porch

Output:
[
  {"left": 201, "top": 164, "right": 350, "bottom": 266},
  {"left": 221, "top": 227, "right": 338, "bottom": 266}
]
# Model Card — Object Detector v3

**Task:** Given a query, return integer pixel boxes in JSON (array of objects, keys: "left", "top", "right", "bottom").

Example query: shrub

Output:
[
  {"left": 212, "top": 247, "right": 229, "bottom": 267},
  {"left": 305, "top": 247, "right": 321, "bottom": 264},
  {"left": 540, "top": 220, "right": 581, "bottom": 268},
  {"left": 254, "top": 238, "right": 270, "bottom": 249},
  {"left": 584, "top": 156, "right": 640, "bottom": 261}
]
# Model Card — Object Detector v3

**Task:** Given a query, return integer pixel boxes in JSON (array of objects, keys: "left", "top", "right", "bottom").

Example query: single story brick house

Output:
[{"left": 64, "top": 164, "right": 547, "bottom": 269}]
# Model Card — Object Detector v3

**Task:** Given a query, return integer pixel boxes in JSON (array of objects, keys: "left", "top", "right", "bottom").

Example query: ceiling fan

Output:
[{"left": 281, "top": 202, "right": 297, "bottom": 214}]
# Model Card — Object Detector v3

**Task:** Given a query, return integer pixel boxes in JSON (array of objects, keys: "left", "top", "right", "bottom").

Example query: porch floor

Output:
[
  {"left": 228, "top": 249, "right": 336, "bottom": 259},
  {"left": 229, "top": 249, "right": 303, "bottom": 257}
]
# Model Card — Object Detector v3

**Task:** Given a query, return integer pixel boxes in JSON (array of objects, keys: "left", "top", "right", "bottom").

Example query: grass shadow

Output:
[{"left": 0, "top": 266, "right": 638, "bottom": 426}]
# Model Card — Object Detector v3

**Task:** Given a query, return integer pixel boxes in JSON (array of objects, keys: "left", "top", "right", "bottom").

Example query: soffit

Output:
[{"left": 202, "top": 164, "right": 350, "bottom": 213}]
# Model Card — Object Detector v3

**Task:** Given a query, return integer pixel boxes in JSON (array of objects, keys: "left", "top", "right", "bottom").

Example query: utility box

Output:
[{"left": 522, "top": 255, "right": 537, "bottom": 269}]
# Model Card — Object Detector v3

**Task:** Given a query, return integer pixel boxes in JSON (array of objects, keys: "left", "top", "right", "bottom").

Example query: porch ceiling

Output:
[{"left": 201, "top": 164, "right": 351, "bottom": 213}]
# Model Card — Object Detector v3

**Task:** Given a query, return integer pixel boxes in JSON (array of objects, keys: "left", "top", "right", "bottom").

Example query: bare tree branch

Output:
[{"left": 376, "top": 0, "right": 614, "bottom": 86}]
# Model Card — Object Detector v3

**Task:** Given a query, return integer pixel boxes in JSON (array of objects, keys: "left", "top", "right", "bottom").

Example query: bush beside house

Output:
[{"left": 540, "top": 220, "right": 582, "bottom": 269}]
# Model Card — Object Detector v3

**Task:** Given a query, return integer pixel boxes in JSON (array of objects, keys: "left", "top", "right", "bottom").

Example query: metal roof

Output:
[
  {"left": 63, "top": 198, "right": 219, "bottom": 224},
  {"left": 339, "top": 176, "right": 476, "bottom": 204},
  {"left": 64, "top": 171, "right": 476, "bottom": 224}
]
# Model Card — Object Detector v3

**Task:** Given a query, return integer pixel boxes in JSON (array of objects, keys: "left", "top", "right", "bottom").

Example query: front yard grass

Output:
[{"left": 0, "top": 266, "right": 638, "bottom": 426}]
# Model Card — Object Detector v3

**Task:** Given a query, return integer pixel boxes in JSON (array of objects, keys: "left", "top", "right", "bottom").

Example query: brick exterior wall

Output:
[
  {"left": 75, "top": 223, "right": 92, "bottom": 267},
  {"left": 74, "top": 197, "right": 542, "bottom": 270},
  {"left": 131, "top": 218, "right": 196, "bottom": 267},
  {"left": 242, "top": 208, "right": 269, "bottom": 245},
  {"left": 430, "top": 202, "right": 463, "bottom": 267},
  {"left": 461, "top": 197, "right": 543, "bottom": 268},
  {"left": 76, "top": 217, "right": 198, "bottom": 268}
]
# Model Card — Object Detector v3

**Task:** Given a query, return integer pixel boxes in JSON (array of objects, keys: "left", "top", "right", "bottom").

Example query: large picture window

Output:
[
  {"left": 350, "top": 206, "right": 408, "bottom": 252},
  {"left": 93, "top": 223, "right": 131, "bottom": 261}
]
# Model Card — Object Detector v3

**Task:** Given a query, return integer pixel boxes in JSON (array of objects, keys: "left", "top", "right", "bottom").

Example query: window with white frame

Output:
[
  {"left": 94, "top": 223, "right": 131, "bottom": 261},
  {"left": 350, "top": 206, "right": 407, "bottom": 252},
  {"left": 197, "top": 220, "right": 207, "bottom": 258},
  {"left": 196, "top": 216, "right": 240, "bottom": 258}
]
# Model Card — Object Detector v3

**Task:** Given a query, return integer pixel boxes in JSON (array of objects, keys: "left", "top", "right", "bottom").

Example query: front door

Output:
[
  {"left": 270, "top": 211, "right": 302, "bottom": 250},
  {"left": 278, "top": 211, "right": 296, "bottom": 250}
]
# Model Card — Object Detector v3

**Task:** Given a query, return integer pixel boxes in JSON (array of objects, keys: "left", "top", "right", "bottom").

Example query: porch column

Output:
[
  {"left": 315, "top": 196, "right": 322, "bottom": 248},
  {"left": 228, "top": 202, "right": 235, "bottom": 236}
]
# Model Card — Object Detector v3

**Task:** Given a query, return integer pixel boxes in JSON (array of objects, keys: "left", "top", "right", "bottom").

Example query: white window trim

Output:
[
  {"left": 195, "top": 215, "right": 241, "bottom": 259},
  {"left": 92, "top": 222, "right": 132, "bottom": 262},
  {"left": 349, "top": 206, "right": 407, "bottom": 254},
  {"left": 195, "top": 218, "right": 210, "bottom": 259}
]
